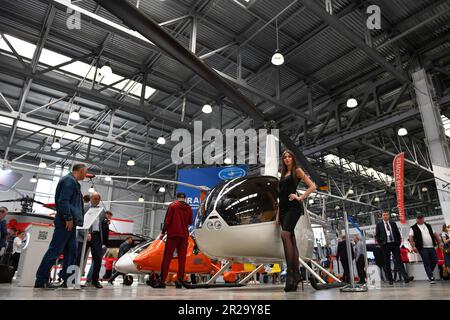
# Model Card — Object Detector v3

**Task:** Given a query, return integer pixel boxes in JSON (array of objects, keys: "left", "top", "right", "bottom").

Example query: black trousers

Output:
[
  {"left": 89, "top": 232, "right": 103, "bottom": 284},
  {"left": 356, "top": 256, "right": 366, "bottom": 283},
  {"left": 11, "top": 252, "right": 20, "bottom": 272},
  {"left": 382, "top": 243, "right": 408, "bottom": 281},
  {"left": 340, "top": 259, "right": 351, "bottom": 283}
]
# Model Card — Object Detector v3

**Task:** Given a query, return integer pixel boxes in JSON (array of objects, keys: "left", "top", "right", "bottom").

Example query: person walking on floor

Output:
[
  {"left": 154, "top": 192, "right": 193, "bottom": 289},
  {"left": 108, "top": 236, "right": 134, "bottom": 284},
  {"left": 409, "top": 214, "right": 441, "bottom": 284},
  {"left": 375, "top": 211, "right": 414, "bottom": 285},
  {"left": 34, "top": 163, "right": 87, "bottom": 289},
  {"left": 336, "top": 234, "right": 354, "bottom": 283},
  {"left": 353, "top": 235, "right": 366, "bottom": 284}
]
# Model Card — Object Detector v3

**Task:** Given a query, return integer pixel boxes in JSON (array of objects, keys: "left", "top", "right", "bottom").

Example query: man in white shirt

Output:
[
  {"left": 409, "top": 215, "right": 441, "bottom": 283},
  {"left": 11, "top": 230, "right": 25, "bottom": 272}
]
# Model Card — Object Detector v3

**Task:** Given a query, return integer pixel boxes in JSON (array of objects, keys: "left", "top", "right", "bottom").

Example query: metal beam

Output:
[
  {"left": 303, "top": 109, "right": 420, "bottom": 156},
  {"left": 93, "top": 0, "right": 326, "bottom": 189},
  {"left": 298, "top": 0, "right": 410, "bottom": 84}
]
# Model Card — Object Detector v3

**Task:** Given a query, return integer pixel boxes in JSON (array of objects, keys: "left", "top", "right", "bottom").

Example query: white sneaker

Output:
[{"left": 430, "top": 279, "right": 436, "bottom": 284}]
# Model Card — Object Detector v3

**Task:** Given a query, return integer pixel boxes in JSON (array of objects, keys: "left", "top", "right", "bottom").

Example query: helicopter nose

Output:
[{"left": 115, "top": 253, "right": 138, "bottom": 274}]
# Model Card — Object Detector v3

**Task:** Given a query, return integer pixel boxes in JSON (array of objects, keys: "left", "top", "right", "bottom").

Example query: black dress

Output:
[{"left": 278, "top": 174, "right": 303, "bottom": 233}]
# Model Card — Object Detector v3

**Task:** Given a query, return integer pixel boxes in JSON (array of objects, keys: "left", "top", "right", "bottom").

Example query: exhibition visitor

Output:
[
  {"left": 441, "top": 224, "right": 450, "bottom": 276},
  {"left": 85, "top": 210, "right": 112, "bottom": 285},
  {"left": 276, "top": 150, "right": 316, "bottom": 292},
  {"left": 353, "top": 235, "right": 366, "bottom": 284},
  {"left": 108, "top": 236, "right": 134, "bottom": 284},
  {"left": 34, "top": 163, "right": 87, "bottom": 289},
  {"left": 155, "top": 192, "right": 193, "bottom": 289},
  {"left": 0, "top": 207, "right": 8, "bottom": 259},
  {"left": 80, "top": 192, "right": 104, "bottom": 289},
  {"left": 409, "top": 215, "right": 441, "bottom": 284},
  {"left": 375, "top": 211, "right": 414, "bottom": 285},
  {"left": 11, "top": 230, "right": 25, "bottom": 272},
  {"left": 336, "top": 234, "right": 354, "bottom": 283}
]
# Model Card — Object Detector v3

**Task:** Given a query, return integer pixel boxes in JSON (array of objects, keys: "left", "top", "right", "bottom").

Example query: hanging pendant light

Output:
[
  {"left": 70, "top": 110, "right": 80, "bottom": 121},
  {"left": 38, "top": 160, "right": 47, "bottom": 169},
  {"left": 138, "top": 195, "right": 145, "bottom": 202},
  {"left": 104, "top": 176, "right": 112, "bottom": 182},
  {"left": 271, "top": 18, "right": 284, "bottom": 66},
  {"left": 51, "top": 139, "right": 61, "bottom": 150},
  {"left": 30, "top": 175, "right": 37, "bottom": 183},
  {"left": 346, "top": 97, "right": 358, "bottom": 108},
  {"left": 202, "top": 103, "right": 212, "bottom": 114},
  {"left": 127, "top": 158, "right": 135, "bottom": 166},
  {"left": 88, "top": 185, "right": 95, "bottom": 193},
  {"left": 398, "top": 127, "right": 408, "bottom": 136},
  {"left": 99, "top": 62, "right": 113, "bottom": 80},
  {"left": 157, "top": 136, "right": 166, "bottom": 145}
]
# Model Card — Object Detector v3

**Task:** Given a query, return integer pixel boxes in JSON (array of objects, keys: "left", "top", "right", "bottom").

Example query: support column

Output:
[{"left": 412, "top": 68, "right": 450, "bottom": 223}]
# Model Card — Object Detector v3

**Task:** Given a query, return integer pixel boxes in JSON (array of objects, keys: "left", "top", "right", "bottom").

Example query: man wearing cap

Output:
[
  {"left": 409, "top": 214, "right": 441, "bottom": 284},
  {"left": 155, "top": 192, "right": 193, "bottom": 289}
]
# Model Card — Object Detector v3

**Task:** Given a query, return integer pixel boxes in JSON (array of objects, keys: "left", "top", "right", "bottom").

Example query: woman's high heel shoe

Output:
[{"left": 284, "top": 272, "right": 297, "bottom": 292}]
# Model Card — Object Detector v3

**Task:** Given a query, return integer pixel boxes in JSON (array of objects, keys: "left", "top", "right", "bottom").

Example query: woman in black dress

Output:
[{"left": 276, "top": 150, "right": 317, "bottom": 292}]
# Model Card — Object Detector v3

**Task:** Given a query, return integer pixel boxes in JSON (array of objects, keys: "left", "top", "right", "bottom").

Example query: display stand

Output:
[
  {"left": 340, "top": 206, "right": 367, "bottom": 292},
  {"left": 73, "top": 207, "right": 104, "bottom": 289}
]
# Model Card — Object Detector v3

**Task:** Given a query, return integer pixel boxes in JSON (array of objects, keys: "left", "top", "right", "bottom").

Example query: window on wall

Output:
[{"left": 32, "top": 165, "right": 69, "bottom": 215}]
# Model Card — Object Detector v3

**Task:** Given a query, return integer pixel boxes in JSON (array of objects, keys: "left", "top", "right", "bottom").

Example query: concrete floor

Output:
[{"left": 1, "top": 280, "right": 450, "bottom": 300}]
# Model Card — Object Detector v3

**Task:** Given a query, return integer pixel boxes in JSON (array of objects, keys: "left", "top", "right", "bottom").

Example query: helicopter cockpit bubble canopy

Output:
[{"left": 195, "top": 176, "right": 279, "bottom": 229}]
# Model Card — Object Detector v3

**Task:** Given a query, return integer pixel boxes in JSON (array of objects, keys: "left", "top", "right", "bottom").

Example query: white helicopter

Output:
[{"left": 94, "top": 135, "right": 343, "bottom": 290}]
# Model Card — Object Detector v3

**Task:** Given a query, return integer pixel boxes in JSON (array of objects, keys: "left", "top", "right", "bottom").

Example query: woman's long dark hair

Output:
[{"left": 280, "top": 149, "right": 299, "bottom": 186}]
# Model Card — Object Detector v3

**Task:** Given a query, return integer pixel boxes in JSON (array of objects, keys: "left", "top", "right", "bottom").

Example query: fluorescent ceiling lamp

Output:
[
  {"left": 271, "top": 50, "right": 284, "bottom": 66},
  {"left": 157, "top": 136, "right": 166, "bottom": 145},
  {"left": 38, "top": 160, "right": 47, "bottom": 169},
  {"left": 202, "top": 104, "right": 212, "bottom": 114},
  {"left": 104, "top": 176, "right": 112, "bottom": 182},
  {"left": 159, "top": 186, "right": 166, "bottom": 193},
  {"left": 69, "top": 111, "right": 80, "bottom": 121},
  {"left": 51, "top": 139, "right": 61, "bottom": 150},
  {"left": 346, "top": 98, "right": 358, "bottom": 108},
  {"left": 30, "top": 175, "right": 37, "bottom": 183},
  {"left": 398, "top": 127, "right": 408, "bottom": 136},
  {"left": 127, "top": 158, "right": 135, "bottom": 166}
]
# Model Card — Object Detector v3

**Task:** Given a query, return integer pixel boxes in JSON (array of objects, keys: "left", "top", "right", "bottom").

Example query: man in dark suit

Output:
[
  {"left": 35, "top": 163, "right": 87, "bottom": 289},
  {"left": 375, "top": 211, "right": 414, "bottom": 285},
  {"left": 336, "top": 234, "right": 355, "bottom": 283}
]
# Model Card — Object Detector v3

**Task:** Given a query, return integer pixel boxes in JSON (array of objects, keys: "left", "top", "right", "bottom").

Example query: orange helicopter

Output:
[{"left": 131, "top": 236, "right": 256, "bottom": 287}]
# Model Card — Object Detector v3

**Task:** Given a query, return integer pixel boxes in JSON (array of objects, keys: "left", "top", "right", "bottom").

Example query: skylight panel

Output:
[{"left": 0, "top": 34, "right": 36, "bottom": 59}]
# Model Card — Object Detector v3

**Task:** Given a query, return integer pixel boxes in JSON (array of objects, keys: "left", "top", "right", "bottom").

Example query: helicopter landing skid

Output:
[
  {"left": 181, "top": 262, "right": 265, "bottom": 289},
  {"left": 299, "top": 256, "right": 346, "bottom": 290}
]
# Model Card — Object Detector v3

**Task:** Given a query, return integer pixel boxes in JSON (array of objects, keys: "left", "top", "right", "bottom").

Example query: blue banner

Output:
[{"left": 176, "top": 165, "right": 248, "bottom": 212}]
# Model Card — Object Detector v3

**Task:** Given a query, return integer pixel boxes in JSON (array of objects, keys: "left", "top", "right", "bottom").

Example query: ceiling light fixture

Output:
[
  {"left": 38, "top": 160, "right": 47, "bottom": 169},
  {"left": 348, "top": 188, "right": 354, "bottom": 195},
  {"left": 99, "top": 62, "right": 112, "bottom": 80},
  {"left": 159, "top": 186, "right": 166, "bottom": 193},
  {"left": 104, "top": 176, "right": 112, "bottom": 182},
  {"left": 422, "top": 187, "right": 428, "bottom": 192},
  {"left": 398, "top": 127, "right": 408, "bottom": 136},
  {"left": 30, "top": 175, "right": 37, "bottom": 183},
  {"left": 202, "top": 103, "right": 212, "bottom": 114},
  {"left": 271, "top": 18, "right": 284, "bottom": 66},
  {"left": 127, "top": 158, "right": 135, "bottom": 166},
  {"left": 224, "top": 157, "right": 232, "bottom": 165},
  {"left": 374, "top": 196, "right": 380, "bottom": 202},
  {"left": 88, "top": 185, "right": 95, "bottom": 193},
  {"left": 157, "top": 136, "right": 166, "bottom": 145},
  {"left": 51, "top": 139, "right": 61, "bottom": 150},
  {"left": 346, "top": 98, "right": 358, "bottom": 108},
  {"left": 69, "top": 110, "right": 80, "bottom": 121},
  {"left": 308, "top": 199, "right": 314, "bottom": 205},
  {"left": 138, "top": 195, "right": 144, "bottom": 202}
]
